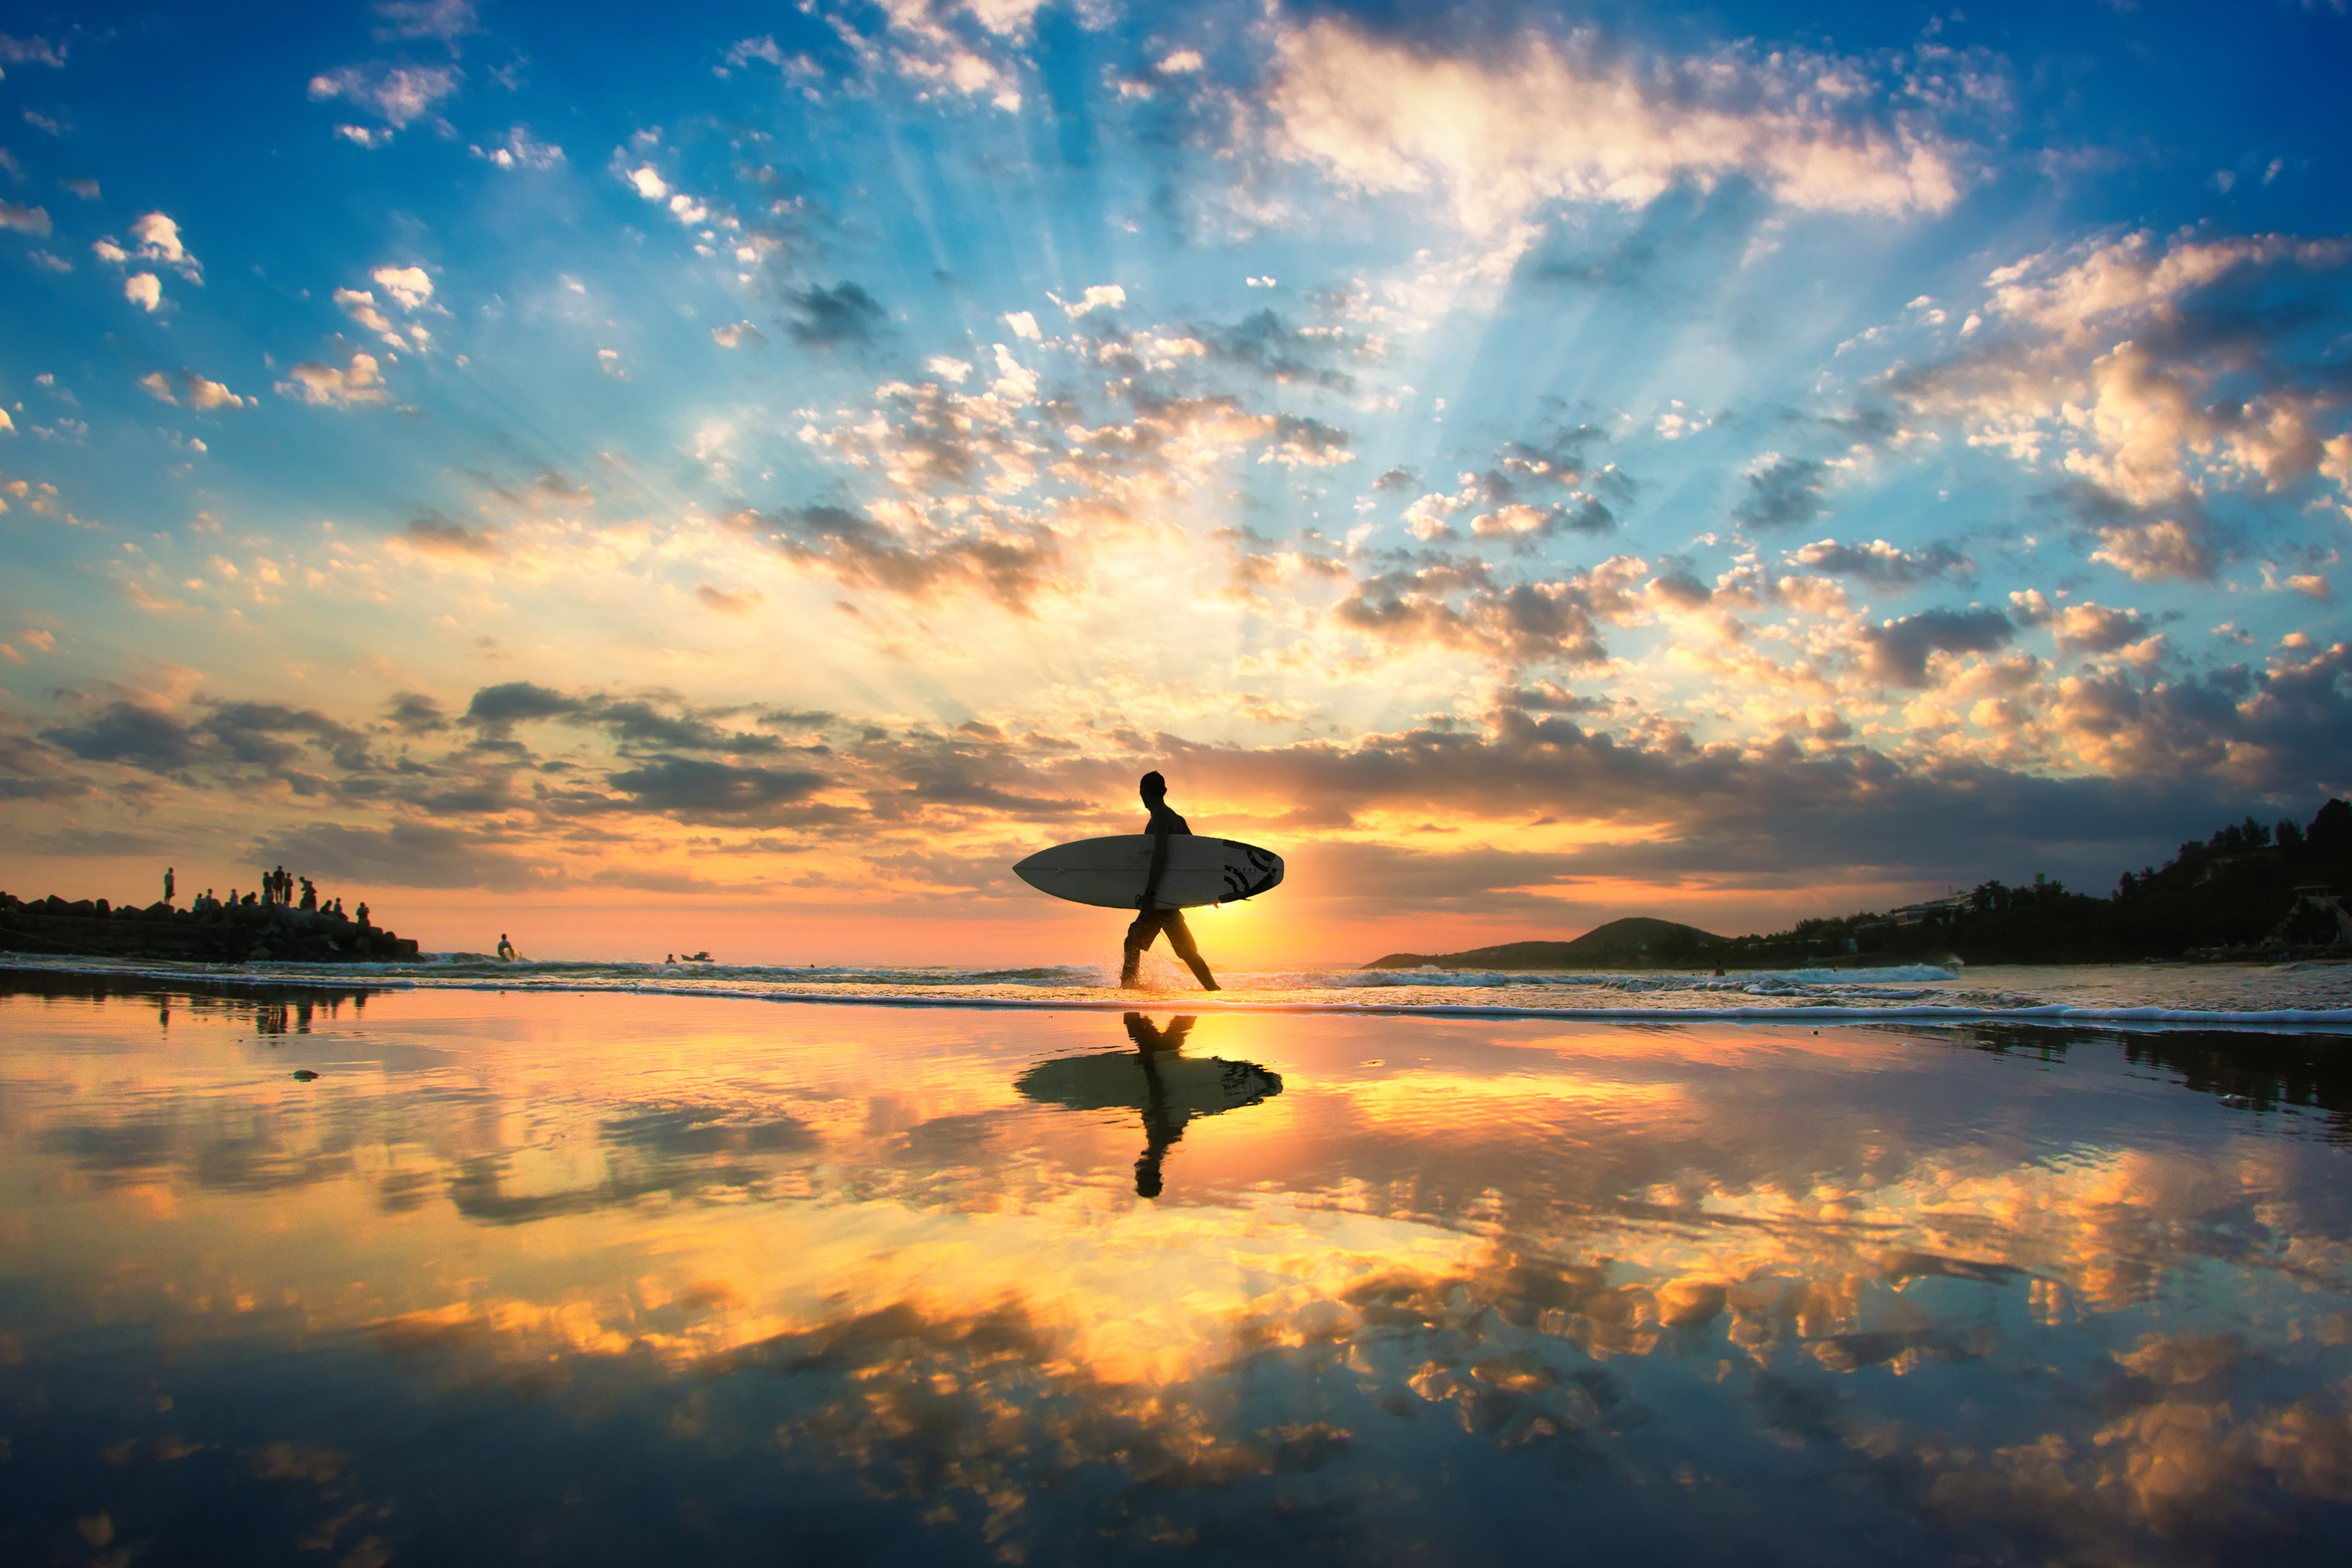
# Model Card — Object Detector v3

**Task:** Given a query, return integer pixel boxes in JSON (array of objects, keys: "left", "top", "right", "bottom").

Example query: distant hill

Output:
[
  {"left": 1365, "top": 916, "right": 1731, "bottom": 970},
  {"left": 1363, "top": 796, "right": 2352, "bottom": 970}
]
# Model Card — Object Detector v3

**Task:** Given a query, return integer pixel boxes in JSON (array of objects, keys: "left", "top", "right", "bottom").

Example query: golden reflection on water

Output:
[{"left": 3, "top": 981, "right": 2351, "bottom": 1562}]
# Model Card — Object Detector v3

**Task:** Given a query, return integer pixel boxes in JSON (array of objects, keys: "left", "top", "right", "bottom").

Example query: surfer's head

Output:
[{"left": 1139, "top": 770, "right": 1167, "bottom": 800}]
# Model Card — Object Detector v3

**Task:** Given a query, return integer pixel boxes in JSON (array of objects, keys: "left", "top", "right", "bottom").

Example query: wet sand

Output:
[{"left": 3, "top": 979, "right": 2349, "bottom": 1565}]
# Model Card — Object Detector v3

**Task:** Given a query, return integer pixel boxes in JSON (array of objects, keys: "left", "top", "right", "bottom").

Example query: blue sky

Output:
[{"left": 2, "top": 1, "right": 2348, "bottom": 960}]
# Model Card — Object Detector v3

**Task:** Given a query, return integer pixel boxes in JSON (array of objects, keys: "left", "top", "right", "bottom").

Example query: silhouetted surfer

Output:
[{"left": 1123, "top": 771, "right": 1220, "bottom": 991}]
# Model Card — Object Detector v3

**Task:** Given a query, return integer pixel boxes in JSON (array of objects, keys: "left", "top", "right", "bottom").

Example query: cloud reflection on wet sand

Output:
[{"left": 2, "top": 981, "right": 2349, "bottom": 1563}]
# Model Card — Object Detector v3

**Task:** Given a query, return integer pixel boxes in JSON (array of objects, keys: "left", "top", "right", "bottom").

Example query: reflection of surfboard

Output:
[
  {"left": 1012, "top": 835, "right": 1283, "bottom": 910},
  {"left": 1015, "top": 1051, "right": 1283, "bottom": 1117}
]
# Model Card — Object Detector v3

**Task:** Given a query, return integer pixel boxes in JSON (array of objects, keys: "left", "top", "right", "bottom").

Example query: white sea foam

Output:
[{"left": 6, "top": 953, "right": 2350, "bottom": 1033}]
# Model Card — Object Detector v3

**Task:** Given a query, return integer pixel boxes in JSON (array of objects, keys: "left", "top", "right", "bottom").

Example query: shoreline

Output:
[{"left": 7, "top": 955, "right": 2351, "bottom": 1034}]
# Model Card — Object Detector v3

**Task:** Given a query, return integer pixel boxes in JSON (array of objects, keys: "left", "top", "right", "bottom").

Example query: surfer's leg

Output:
[
  {"left": 1162, "top": 910, "right": 1219, "bottom": 991},
  {"left": 1120, "top": 911, "right": 1161, "bottom": 987}
]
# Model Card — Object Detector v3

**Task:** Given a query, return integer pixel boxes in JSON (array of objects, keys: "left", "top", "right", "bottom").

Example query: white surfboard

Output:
[{"left": 1012, "top": 834, "right": 1283, "bottom": 910}]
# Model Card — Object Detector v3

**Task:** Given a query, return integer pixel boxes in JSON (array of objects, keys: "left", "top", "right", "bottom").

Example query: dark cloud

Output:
[
  {"left": 1495, "top": 680, "right": 1611, "bottom": 714},
  {"left": 42, "top": 702, "right": 203, "bottom": 773},
  {"left": 1196, "top": 309, "right": 1360, "bottom": 389},
  {"left": 728, "top": 504, "right": 1061, "bottom": 609},
  {"left": 595, "top": 701, "right": 781, "bottom": 755},
  {"left": 1333, "top": 559, "right": 1609, "bottom": 668},
  {"left": 856, "top": 729, "right": 1087, "bottom": 821},
  {"left": 467, "top": 681, "right": 582, "bottom": 726},
  {"left": 203, "top": 703, "right": 372, "bottom": 772},
  {"left": 0, "top": 733, "right": 92, "bottom": 801},
  {"left": 1732, "top": 455, "right": 1829, "bottom": 530},
  {"left": 786, "top": 281, "right": 887, "bottom": 349},
  {"left": 1269, "top": 413, "right": 1355, "bottom": 466},
  {"left": 1859, "top": 607, "right": 2015, "bottom": 687},
  {"left": 1372, "top": 466, "right": 1417, "bottom": 492},
  {"left": 1789, "top": 538, "right": 1973, "bottom": 589},
  {"left": 603, "top": 756, "right": 829, "bottom": 821},
  {"left": 386, "top": 692, "right": 450, "bottom": 733},
  {"left": 2056, "top": 482, "right": 2222, "bottom": 583},
  {"left": 399, "top": 518, "right": 502, "bottom": 557}
]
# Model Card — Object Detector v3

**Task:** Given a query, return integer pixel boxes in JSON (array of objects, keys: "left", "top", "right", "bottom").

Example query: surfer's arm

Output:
[{"left": 1140, "top": 827, "right": 1170, "bottom": 909}]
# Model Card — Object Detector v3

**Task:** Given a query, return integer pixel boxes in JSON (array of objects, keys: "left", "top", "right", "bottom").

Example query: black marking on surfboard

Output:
[{"left": 1219, "top": 841, "right": 1283, "bottom": 901}]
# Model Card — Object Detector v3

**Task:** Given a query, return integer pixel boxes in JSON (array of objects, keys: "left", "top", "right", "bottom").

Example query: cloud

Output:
[
  {"left": 1732, "top": 454, "right": 1829, "bottom": 530},
  {"left": 256, "top": 819, "right": 545, "bottom": 892},
  {"left": 397, "top": 518, "right": 502, "bottom": 557},
  {"left": 38, "top": 699, "right": 369, "bottom": 782},
  {"left": 372, "top": 0, "right": 478, "bottom": 46},
  {"left": 276, "top": 353, "right": 388, "bottom": 407},
  {"left": 602, "top": 756, "right": 829, "bottom": 822},
  {"left": 0, "top": 34, "right": 66, "bottom": 67},
  {"left": 1197, "top": 308, "right": 1362, "bottom": 389},
  {"left": 710, "top": 320, "right": 766, "bottom": 349},
  {"left": 60, "top": 178, "right": 97, "bottom": 200},
  {"left": 128, "top": 212, "right": 198, "bottom": 276},
  {"left": 385, "top": 692, "right": 450, "bottom": 733},
  {"left": 695, "top": 585, "right": 764, "bottom": 615},
  {"left": 124, "top": 273, "right": 162, "bottom": 311},
  {"left": 1858, "top": 606, "right": 2014, "bottom": 686},
  {"left": 730, "top": 503, "right": 1061, "bottom": 610},
  {"left": 1058, "top": 283, "right": 1126, "bottom": 318},
  {"left": 1262, "top": 13, "right": 1973, "bottom": 233},
  {"left": 787, "top": 281, "right": 888, "bottom": 348},
  {"left": 1789, "top": 538, "right": 1972, "bottom": 588},
  {"left": 467, "top": 680, "right": 580, "bottom": 726},
  {"left": 1330, "top": 555, "right": 1642, "bottom": 669},
  {"left": 41, "top": 703, "right": 203, "bottom": 773},
  {"left": 470, "top": 126, "right": 563, "bottom": 170},
  {"left": 308, "top": 63, "right": 461, "bottom": 129},
  {"left": 2048, "top": 601, "right": 2154, "bottom": 655},
  {"left": 373, "top": 265, "right": 432, "bottom": 309},
  {"left": 1889, "top": 230, "right": 2352, "bottom": 578},
  {"left": 136, "top": 369, "right": 253, "bottom": 411},
  {"left": 0, "top": 200, "right": 50, "bottom": 235}
]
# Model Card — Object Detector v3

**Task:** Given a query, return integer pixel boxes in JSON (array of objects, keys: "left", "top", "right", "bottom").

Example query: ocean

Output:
[{"left": 3, "top": 960, "right": 2348, "bottom": 1564}]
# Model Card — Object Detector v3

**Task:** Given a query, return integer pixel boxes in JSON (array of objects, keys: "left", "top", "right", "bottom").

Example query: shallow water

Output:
[
  {"left": 14, "top": 953, "right": 2352, "bottom": 1028},
  {"left": 3, "top": 973, "right": 2350, "bottom": 1565}
]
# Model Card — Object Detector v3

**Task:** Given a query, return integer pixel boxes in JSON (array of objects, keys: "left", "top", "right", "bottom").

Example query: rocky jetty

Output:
[{"left": 0, "top": 892, "right": 420, "bottom": 964}]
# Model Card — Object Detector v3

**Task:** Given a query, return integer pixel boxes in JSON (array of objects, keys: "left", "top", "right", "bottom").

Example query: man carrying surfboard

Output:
[{"left": 1123, "top": 771, "right": 1221, "bottom": 991}]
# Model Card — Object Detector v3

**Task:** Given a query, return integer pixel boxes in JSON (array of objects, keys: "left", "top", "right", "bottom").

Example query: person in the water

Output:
[{"left": 1122, "top": 771, "right": 1220, "bottom": 991}]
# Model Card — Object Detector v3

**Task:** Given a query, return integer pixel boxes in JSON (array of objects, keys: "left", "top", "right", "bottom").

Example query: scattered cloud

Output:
[
  {"left": 1732, "top": 455, "right": 1829, "bottom": 531},
  {"left": 786, "top": 281, "right": 888, "bottom": 348},
  {"left": 1858, "top": 606, "right": 2014, "bottom": 686},
  {"left": 1262, "top": 13, "right": 1977, "bottom": 233},
  {"left": 276, "top": 353, "right": 390, "bottom": 408},
  {"left": 309, "top": 63, "right": 461, "bottom": 131},
  {"left": 471, "top": 126, "right": 563, "bottom": 170},
  {"left": 137, "top": 369, "right": 254, "bottom": 410},
  {"left": 1789, "top": 538, "right": 1973, "bottom": 588}
]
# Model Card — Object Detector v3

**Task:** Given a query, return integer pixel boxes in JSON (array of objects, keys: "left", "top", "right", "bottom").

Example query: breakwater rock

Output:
[{"left": 0, "top": 892, "right": 420, "bottom": 964}]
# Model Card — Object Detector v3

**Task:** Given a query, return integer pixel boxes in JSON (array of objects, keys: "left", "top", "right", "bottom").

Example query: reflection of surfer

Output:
[
  {"left": 1012, "top": 1014, "right": 1283, "bottom": 1202},
  {"left": 1128, "top": 1012, "right": 1195, "bottom": 1197},
  {"left": 1122, "top": 772, "right": 1221, "bottom": 991}
]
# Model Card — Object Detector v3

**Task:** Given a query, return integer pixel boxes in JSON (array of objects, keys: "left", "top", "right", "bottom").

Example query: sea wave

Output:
[{"left": 5, "top": 952, "right": 2350, "bottom": 1033}]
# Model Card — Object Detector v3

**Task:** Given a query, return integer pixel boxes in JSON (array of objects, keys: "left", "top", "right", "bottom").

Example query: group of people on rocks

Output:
[{"left": 168, "top": 864, "right": 366, "bottom": 926}]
